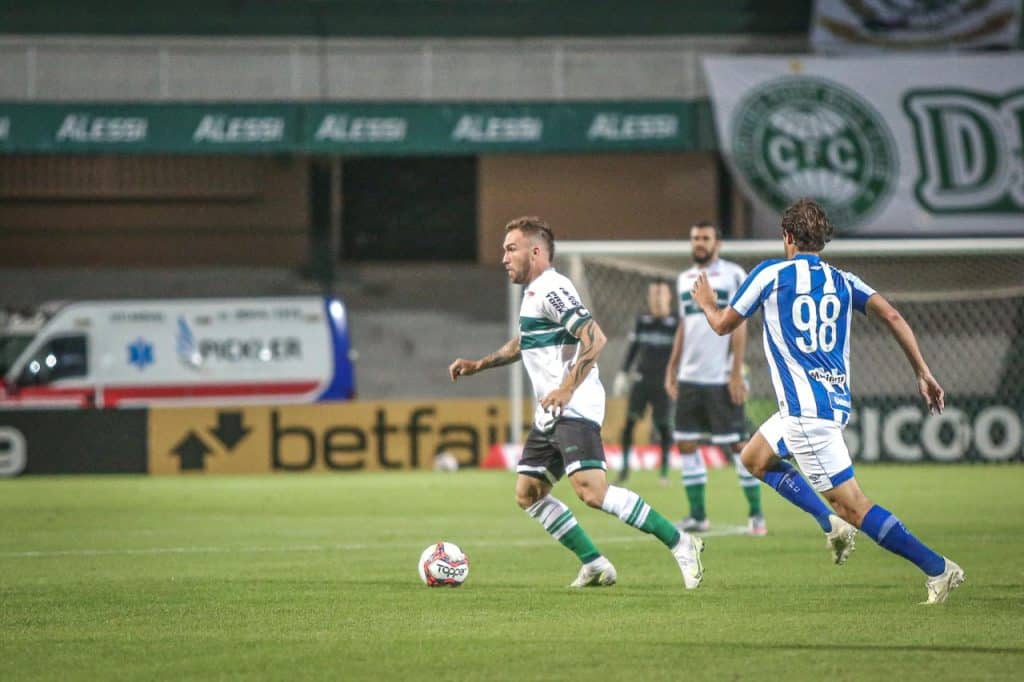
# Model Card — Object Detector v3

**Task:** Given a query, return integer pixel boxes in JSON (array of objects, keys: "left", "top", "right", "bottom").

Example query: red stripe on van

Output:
[
  {"left": 103, "top": 381, "right": 320, "bottom": 404},
  {"left": 1, "top": 386, "right": 94, "bottom": 407}
]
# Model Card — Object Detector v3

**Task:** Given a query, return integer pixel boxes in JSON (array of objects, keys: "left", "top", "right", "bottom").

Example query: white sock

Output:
[
  {"left": 601, "top": 485, "right": 651, "bottom": 528},
  {"left": 733, "top": 454, "right": 758, "bottom": 488},
  {"left": 525, "top": 495, "right": 578, "bottom": 541},
  {"left": 681, "top": 452, "right": 707, "bottom": 486}
]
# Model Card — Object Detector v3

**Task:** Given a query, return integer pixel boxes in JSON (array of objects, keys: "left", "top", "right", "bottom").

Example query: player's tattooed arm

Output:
[
  {"left": 541, "top": 319, "right": 606, "bottom": 415},
  {"left": 449, "top": 337, "right": 521, "bottom": 382},
  {"left": 478, "top": 336, "right": 522, "bottom": 370},
  {"left": 566, "top": 319, "right": 605, "bottom": 388}
]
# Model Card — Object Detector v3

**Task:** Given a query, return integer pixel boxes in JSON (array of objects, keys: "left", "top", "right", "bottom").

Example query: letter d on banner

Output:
[{"left": 0, "top": 427, "right": 27, "bottom": 477}]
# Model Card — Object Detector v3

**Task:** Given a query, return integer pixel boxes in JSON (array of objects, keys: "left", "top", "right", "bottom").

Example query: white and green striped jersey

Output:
[
  {"left": 676, "top": 258, "right": 747, "bottom": 384},
  {"left": 519, "top": 268, "right": 605, "bottom": 431}
]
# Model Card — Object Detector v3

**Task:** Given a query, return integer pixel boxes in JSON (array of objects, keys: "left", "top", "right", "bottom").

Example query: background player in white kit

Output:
[
  {"left": 691, "top": 199, "right": 964, "bottom": 604},
  {"left": 449, "top": 216, "right": 704, "bottom": 589},
  {"left": 665, "top": 221, "right": 765, "bottom": 535}
]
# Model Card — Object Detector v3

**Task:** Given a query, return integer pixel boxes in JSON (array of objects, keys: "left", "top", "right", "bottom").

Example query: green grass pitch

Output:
[{"left": 2, "top": 465, "right": 1023, "bottom": 680}]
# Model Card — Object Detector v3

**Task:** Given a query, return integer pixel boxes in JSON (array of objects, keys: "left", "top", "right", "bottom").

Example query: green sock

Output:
[
  {"left": 558, "top": 525, "right": 601, "bottom": 563},
  {"left": 743, "top": 484, "right": 763, "bottom": 517},
  {"left": 639, "top": 508, "right": 682, "bottom": 548},
  {"left": 681, "top": 452, "right": 708, "bottom": 520},
  {"left": 685, "top": 483, "right": 706, "bottom": 521},
  {"left": 602, "top": 485, "right": 681, "bottom": 549},
  {"left": 525, "top": 495, "right": 601, "bottom": 563}
]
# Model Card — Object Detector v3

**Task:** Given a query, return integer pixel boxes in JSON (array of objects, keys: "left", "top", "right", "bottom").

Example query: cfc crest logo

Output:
[{"left": 731, "top": 76, "right": 897, "bottom": 230}]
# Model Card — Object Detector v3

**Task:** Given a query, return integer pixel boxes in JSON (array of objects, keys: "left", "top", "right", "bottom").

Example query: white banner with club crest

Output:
[
  {"left": 811, "top": 0, "right": 1020, "bottom": 53},
  {"left": 703, "top": 54, "right": 1024, "bottom": 236}
]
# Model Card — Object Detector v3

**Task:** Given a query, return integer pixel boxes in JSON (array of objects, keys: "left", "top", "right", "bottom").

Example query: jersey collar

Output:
[
  {"left": 526, "top": 267, "right": 556, "bottom": 288},
  {"left": 793, "top": 253, "right": 822, "bottom": 264}
]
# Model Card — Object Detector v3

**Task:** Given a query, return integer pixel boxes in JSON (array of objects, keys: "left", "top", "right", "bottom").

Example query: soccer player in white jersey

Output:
[
  {"left": 691, "top": 199, "right": 964, "bottom": 604},
  {"left": 449, "top": 216, "right": 704, "bottom": 589},
  {"left": 665, "top": 221, "right": 765, "bottom": 536}
]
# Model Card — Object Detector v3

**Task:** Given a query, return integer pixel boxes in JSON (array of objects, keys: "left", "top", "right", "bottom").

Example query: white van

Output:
[{"left": 0, "top": 297, "right": 355, "bottom": 408}]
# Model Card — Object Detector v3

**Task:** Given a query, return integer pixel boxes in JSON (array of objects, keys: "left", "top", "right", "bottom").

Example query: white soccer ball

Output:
[
  {"left": 433, "top": 451, "right": 459, "bottom": 472},
  {"left": 417, "top": 541, "right": 470, "bottom": 587}
]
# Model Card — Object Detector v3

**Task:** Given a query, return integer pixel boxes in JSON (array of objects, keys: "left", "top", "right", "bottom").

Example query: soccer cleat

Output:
[
  {"left": 746, "top": 514, "right": 768, "bottom": 536},
  {"left": 616, "top": 469, "right": 630, "bottom": 484},
  {"left": 658, "top": 476, "right": 670, "bottom": 488},
  {"left": 569, "top": 557, "right": 617, "bottom": 588},
  {"left": 826, "top": 514, "right": 857, "bottom": 565},
  {"left": 675, "top": 517, "right": 710, "bottom": 533},
  {"left": 672, "top": 533, "right": 705, "bottom": 589},
  {"left": 922, "top": 558, "right": 965, "bottom": 605}
]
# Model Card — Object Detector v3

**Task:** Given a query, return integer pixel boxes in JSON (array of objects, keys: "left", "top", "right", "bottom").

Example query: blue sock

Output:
[
  {"left": 860, "top": 505, "right": 945, "bottom": 577},
  {"left": 762, "top": 460, "right": 833, "bottom": 532}
]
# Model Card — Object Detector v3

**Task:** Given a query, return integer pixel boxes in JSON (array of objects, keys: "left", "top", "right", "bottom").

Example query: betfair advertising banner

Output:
[
  {"left": 703, "top": 54, "right": 1024, "bottom": 235},
  {"left": 0, "top": 101, "right": 698, "bottom": 155},
  {"left": 146, "top": 400, "right": 522, "bottom": 475}
]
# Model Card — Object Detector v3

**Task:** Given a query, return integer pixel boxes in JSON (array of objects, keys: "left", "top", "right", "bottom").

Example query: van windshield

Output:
[
  {"left": 0, "top": 334, "right": 34, "bottom": 376},
  {"left": 17, "top": 335, "right": 88, "bottom": 386}
]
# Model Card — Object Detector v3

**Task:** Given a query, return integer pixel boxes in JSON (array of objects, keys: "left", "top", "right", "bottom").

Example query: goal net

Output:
[{"left": 523, "top": 238, "right": 1024, "bottom": 463}]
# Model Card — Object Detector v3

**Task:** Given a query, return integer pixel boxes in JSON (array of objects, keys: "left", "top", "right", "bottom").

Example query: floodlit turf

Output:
[{"left": 1, "top": 466, "right": 1022, "bottom": 681}]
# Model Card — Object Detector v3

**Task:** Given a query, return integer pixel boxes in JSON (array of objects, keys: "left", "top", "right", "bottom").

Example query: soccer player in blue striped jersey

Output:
[
  {"left": 691, "top": 199, "right": 964, "bottom": 605},
  {"left": 449, "top": 216, "right": 704, "bottom": 590}
]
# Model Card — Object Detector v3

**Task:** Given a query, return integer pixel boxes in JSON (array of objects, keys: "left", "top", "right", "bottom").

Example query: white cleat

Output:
[
  {"left": 922, "top": 558, "right": 965, "bottom": 605},
  {"left": 747, "top": 514, "right": 768, "bottom": 537},
  {"left": 569, "top": 557, "right": 617, "bottom": 588},
  {"left": 826, "top": 514, "right": 857, "bottom": 565},
  {"left": 675, "top": 517, "right": 710, "bottom": 533},
  {"left": 672, "top": 533, "right": 705, "bottom": 589}
]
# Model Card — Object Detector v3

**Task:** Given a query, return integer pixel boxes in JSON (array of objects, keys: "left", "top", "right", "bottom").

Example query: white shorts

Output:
[{"left": 758, "top": 412, "right": 854, "bottom": 492}]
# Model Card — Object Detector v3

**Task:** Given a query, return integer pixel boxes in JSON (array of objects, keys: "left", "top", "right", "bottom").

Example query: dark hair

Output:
[
  {"left": 690, "top": 220, "right": 721, "bottom": 240},
  {"left": 505, "top": 216, "right": 555, "bottom": 259},
  {"left": 781, "top": 199, "right": 833, "bottom": 252}
]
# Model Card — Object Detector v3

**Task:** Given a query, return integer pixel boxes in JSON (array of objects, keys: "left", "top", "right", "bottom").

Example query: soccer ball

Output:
[
  {"left": 417, "top": 541, "right": 470, "bottom": 587},
  {"left": 433, "top": 451, "right": 459, "bottom": 472}
]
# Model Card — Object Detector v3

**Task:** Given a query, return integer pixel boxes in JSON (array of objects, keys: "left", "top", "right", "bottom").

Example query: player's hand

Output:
[
  {"left": 541, "top": 387, "right": 573, "bottom": 417},
  {"left": 612, "top": 371, "right": 629, "bottom": 397},
  {"left": 665, "top": 374, "right": 678, "bottom": 400},
  {"left": 691, "top": 272, "right": 715, "bottom": 310},
  {"left": 919, "top": 373, "right": 945, "bottom": 414},
  {"left": 448, "top": 358, "right": 480, "bottom": 382},
  {"left": 728, "top": 374, "right": 748, "bottom": 406}
]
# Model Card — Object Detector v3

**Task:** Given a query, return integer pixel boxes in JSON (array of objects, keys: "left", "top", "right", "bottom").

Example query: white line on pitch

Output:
[{"left": 0, "top": 526, "right": 749, "bottom": 559}]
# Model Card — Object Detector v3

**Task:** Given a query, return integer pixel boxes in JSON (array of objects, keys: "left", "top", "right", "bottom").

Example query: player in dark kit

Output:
[{"left": 614, "top": 280, "right": 677, "bottom": 484}]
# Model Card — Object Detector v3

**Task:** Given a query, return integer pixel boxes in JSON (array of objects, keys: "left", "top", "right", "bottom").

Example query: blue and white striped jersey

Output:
[{"left": 729, "top": 253, "right": 876, "bottom": 423}]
